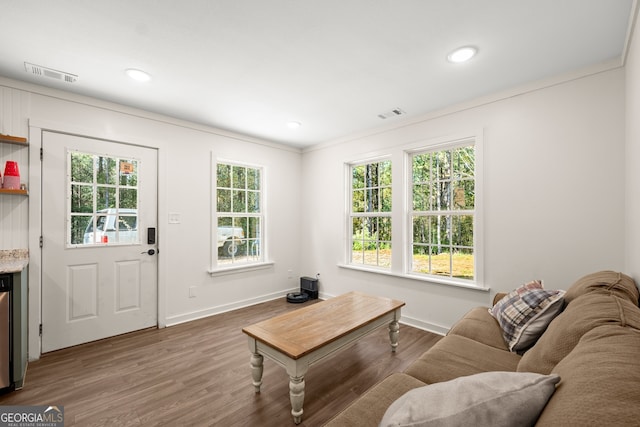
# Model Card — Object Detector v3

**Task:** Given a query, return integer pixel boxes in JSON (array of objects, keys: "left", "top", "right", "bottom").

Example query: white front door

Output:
[{"left": 41, "top": 131, "right": 158, "bottom": 352}]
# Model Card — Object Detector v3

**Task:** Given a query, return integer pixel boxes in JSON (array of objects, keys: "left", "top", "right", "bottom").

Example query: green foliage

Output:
[
  {"left": 349, "top": 145, "right": 475, "bottom": 277},
  {"left": 69, "top": 151, "right": 140, "bottom": 245},
  {"left": 247, "top": 168, "right": 260, "bottom": 190},
  {"left": 70, "top": 216, "right": 91, "bottom": 245},
  {"left": 232, "top": 166, "right": 246, "bottom": 189},
  {"left": 70, "top": 153, "right": 139, "bottom": 213},
  {"left": 352, "top": 225, "right": 391, "bottom": 251},
  {"left": 217, "top": 164, "right": 231, "bottom": 188},
  {"left": 217, "top": 163, "right": 261, "bottom": 214},
  {"left": 71, "top": 153, "right": 94, "bottom": 182},
  {"left": 352, "top": 160, "right": 392, "bottom": 213},
  {"left": 412, "top": 145, "right": 475, "bottom": 212}
]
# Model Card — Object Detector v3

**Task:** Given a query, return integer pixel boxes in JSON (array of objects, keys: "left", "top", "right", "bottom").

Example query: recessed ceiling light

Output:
[
  {"left": 125, "top": 68, "right": 151, "bottom": 82},
  {"left": 287, "top": 121, "right": 302, "bottom": 129},
  {"left": 447, "top": 46, "right": 478, "bottom": 63}
]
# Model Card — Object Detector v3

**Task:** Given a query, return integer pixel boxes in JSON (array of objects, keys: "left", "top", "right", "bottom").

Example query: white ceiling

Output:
[{"left": 0, "top": 1, "right": 635, "bottom": 148}]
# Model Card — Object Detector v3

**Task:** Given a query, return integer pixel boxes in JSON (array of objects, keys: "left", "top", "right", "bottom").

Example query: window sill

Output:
[
  {"left": 337, "top": 263, "right": 490, "bottom": 292},
  {"left": 208, "top": 261, "right": 274, "bottom": 277}
]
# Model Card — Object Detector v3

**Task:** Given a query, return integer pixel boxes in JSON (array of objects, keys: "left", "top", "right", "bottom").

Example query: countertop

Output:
[{"left": 0, "top": 249, "right": 29, "bottom": 274}]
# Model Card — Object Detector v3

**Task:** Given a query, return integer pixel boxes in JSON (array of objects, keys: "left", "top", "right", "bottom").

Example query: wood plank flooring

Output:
[{"left": 0, "top": 297, "right": 442, "bottom": 426}]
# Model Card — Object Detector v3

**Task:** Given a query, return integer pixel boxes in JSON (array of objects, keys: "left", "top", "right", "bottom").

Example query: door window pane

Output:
[
  {"left": 96, "top": 156, "right": 117, "bottom": 185},
  {"left": 71, "top": 184, "right": 94, "bottom": 213},
  {"left": 68, "top": 151, "right": 140, "bottom": 246}
]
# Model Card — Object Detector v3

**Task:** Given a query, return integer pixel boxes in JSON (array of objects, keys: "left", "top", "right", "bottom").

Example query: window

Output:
[
  {"left": 343, "top": 134, "right": 481, "bottom": 288},
  {"left": 215, "top": 161, "right": 263, "bottom": 267},
  {"left": 68, "top": 150, "right": 139, "bottom": 246},
  {"left": 349, "top": 159, "right": 392, "bottom": 268},
  {"left": 410, "top": 143, "right": 475, "bottom": 281}
]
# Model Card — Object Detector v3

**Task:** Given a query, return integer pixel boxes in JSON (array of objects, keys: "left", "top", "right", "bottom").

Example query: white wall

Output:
[
  {"left": 0, "top": 87, "right": 30, "bottom": 249},
  {"left": 0, "top": 49, "right": 631, "bottom": 356},
  {"left": 301, "top": 68, "right": 626, "bottom": 333},
  {"left": 0, "top": 77, "right": 302, "bottom": 358},
  {"left": 626, "top": 10, "right": 640, "bottom": 280}
]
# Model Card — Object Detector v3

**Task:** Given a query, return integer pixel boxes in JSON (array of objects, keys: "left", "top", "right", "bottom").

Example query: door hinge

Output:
[
  {"left": 40, "top": 147, "right": 43, "bottom": 161},
  {"left": 39, "top": 236, "right": 43, "bottom": 248},
  {"left": 39, "top": 324, "right": 43, "bottom": 336}
]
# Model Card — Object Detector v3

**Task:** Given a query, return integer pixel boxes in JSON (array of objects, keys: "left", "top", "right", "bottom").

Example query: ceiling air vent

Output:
[
  {"left": 24, "top": 62, "right": 78, "bottom": 83},
  {"left": 377, "top": 108, "right": 406, "bottom": 120}
]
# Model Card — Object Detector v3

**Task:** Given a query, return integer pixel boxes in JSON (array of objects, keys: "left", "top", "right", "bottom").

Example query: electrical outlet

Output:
[
  {"left": 287, "top": 269, "right": 293, "bottom": 279},
  {"left": 189, "top": 286, "right": 197, "bottom": 298}
]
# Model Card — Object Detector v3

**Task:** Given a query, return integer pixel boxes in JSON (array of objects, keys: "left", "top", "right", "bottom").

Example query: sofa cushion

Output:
[
  {"left": 404, "top": 335, "right": 521, "bottom": 384},
  {"left": 518, "top": 292, "right": 640, "bottom": 374},
  {"left": 564, "top": 270, "right": 638, "bottom": 304},
  {"left": 489, "top": 280, "right": 565, "bottom": 352},
  {"left": 536, "top": 325, "right": 640, "bottom": 426},
  {"left": 380, "top": 371, "right": 560, "bottom": 427},
  {"left": 447, "top": 306, "right": 508, "bottom": 350},
  {"left": 323, "top": 373, "right": 425, "bottom": 427}
]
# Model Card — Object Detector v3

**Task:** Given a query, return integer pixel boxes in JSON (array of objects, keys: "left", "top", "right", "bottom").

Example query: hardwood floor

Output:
[{"left": 0, "top": 297, "right": 442, "bottom": 426}]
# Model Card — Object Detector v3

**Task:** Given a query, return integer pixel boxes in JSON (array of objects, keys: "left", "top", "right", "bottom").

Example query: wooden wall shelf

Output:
[
  {"left": 0, "top": 134, "right": 28, "bottom": 146},
  {"left": 1, "top": 134, "right": 28, "bottom": 197},
  {"left": 0, "top": 188, "right": 28, "bottom": 196}
]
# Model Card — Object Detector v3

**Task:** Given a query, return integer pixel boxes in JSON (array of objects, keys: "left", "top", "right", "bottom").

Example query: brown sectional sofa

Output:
[{"left": 325, "top": 271, "right": 640, "bottom": 426}]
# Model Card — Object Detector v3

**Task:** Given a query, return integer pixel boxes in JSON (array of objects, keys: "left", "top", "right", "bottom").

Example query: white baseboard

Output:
[
  {"left": 165, "top": 288, "right": 298, "bottom": 326},
  {"left": 399, "top": 315, "right": 447, "bottom": 336},
  {"left": 165, "top": 289, "right": 449, "bottom": 337}
]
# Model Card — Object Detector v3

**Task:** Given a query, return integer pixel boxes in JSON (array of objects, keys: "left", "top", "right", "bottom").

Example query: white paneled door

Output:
[{"left": 41, "top": 131, "right": 158, "bottom": 352}]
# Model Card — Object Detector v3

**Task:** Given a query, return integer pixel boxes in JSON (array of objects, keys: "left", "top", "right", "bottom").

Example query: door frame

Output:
[{"left": 28, "top": 120, "right": 167, "bottom": 360}]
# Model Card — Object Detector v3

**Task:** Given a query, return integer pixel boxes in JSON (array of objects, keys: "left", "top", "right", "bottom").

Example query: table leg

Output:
[
  {"left": 289, "top": 376, "right": 305, "bottom": 424},
  {"left": 250, "top": 353, "right": 263, "bottom": 393},
  {"left": 389, "top": 319, "right": 399, "bottom": 352}
]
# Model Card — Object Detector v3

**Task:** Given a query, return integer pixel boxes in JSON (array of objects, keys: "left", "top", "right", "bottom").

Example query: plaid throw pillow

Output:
[{"left": 490, "top": 280, "right": 565, "bottom": 352}]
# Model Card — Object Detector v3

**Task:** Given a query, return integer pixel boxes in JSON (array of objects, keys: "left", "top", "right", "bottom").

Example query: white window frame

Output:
[
  {"left": 340, "top": 131, "right": 484, "bottom": 290},
  {"left": 209, "top": 155, "right": 270, "bottom": 275},
  {"left": 346, "top": 156, "right": 393, "bottom": 271},
  {"left": 405, "top": 134, "right": 483, "bottom": 288}
]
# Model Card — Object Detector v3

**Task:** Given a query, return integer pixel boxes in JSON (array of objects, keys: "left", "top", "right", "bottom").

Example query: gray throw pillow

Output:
[{"left": 379, "top": 371, "right": 560, "bottom": 427}]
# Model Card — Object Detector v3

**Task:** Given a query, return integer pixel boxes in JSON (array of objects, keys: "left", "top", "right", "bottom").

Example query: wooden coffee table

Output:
[{"left": 242, "top": 291, "right": 405, "bottom": 424}]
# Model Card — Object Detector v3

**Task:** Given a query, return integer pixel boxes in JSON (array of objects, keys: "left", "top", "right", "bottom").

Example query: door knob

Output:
[{"left": 141, "top": 249, "right": 156, "bottom": 255}]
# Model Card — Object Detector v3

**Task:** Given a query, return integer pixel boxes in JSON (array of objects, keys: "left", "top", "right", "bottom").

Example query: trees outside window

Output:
[
  {"left": 345, "top": 135, "right": 480, "bottom": 287},
  {"left": 411, "top": 144, "right": 475, "bottom": 280},
  {"left": 69, "top": 151, "right": 139, "bottom": 246},
  {"left": 349, "top": 159, "right": 392, "bottom": 268}
]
